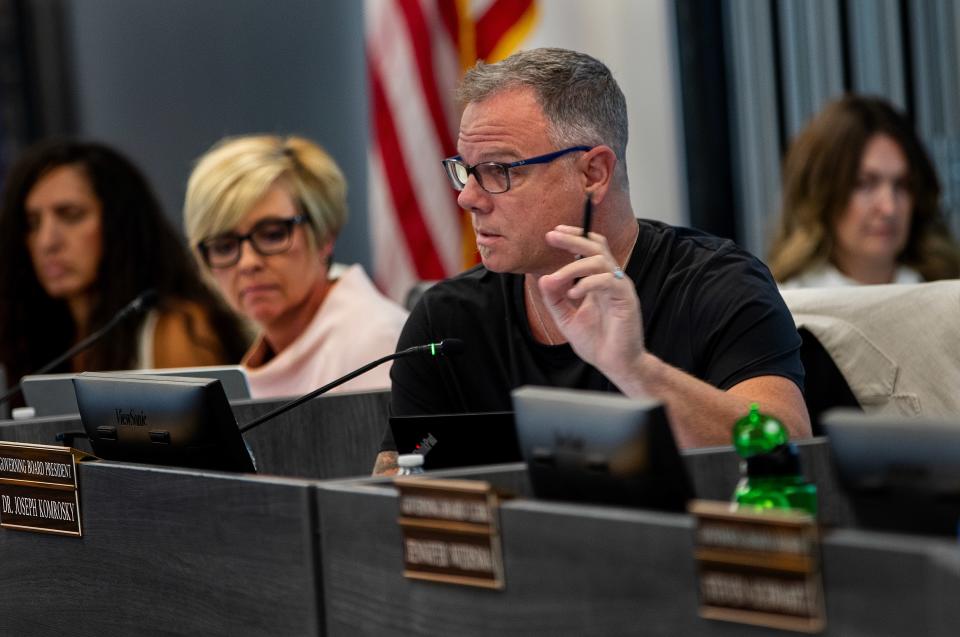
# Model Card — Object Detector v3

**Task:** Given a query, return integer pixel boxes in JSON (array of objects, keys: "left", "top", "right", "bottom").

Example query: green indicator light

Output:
[{"left": 430, "top": 343, "right": 436, "bottom": 356}]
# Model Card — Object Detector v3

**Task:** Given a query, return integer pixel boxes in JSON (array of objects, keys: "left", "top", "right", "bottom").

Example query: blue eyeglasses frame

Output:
[{"left": 441, "top": 145, "right": 593, "bottom": 194}]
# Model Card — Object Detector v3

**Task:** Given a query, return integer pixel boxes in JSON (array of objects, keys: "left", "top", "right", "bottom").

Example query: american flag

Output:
[{"left": 366, "top": 0, "right": 538, "bottom": 302}]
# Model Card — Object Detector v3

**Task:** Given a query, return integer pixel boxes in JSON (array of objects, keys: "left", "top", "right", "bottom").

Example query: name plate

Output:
[
  {"left": 396, "top": 477, "right": 506, "bottom": 589},
  {"left": 0, "top": 442, "right": 88, "bottom": 537},
  {"left": 689, "top": 500, "right": 825, "bottom": 634}
]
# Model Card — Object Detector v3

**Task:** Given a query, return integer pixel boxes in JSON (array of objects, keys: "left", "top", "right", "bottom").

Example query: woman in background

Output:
[
  {"left": 769, "top": 95, "right": 960, "bottom": 288},
  {"left": 183, "top": 135, "right": 407, "bottom": 398},
  {"left": 0, "top": 140, "right": 250, "bottom": 399}
]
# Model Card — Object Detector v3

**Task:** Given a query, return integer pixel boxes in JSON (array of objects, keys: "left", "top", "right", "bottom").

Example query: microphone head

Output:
[
  {"left": 437, "top": 338, "right": 464, "bottom": 356},
  {"left": 132, "top": 289, "right": 159, "bottom": 313},
  {"left": 406, "top": 339, "right": 466, "bottom": 358}
]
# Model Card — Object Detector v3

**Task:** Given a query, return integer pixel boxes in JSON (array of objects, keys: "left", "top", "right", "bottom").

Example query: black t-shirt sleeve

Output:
[{"left": 689, "top": 247, "right": 804, "bottom": 391}]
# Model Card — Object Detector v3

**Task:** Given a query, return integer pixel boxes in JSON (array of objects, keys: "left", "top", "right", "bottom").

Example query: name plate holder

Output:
[
  {"left": 0, "top": 441, "right": 93, "bottom": 537},
  {"left": 395, "top": 477, "right": 507, "bottom": 590},
  {"left": 690, "top": 500, "right": 826, "bottom": 634}
]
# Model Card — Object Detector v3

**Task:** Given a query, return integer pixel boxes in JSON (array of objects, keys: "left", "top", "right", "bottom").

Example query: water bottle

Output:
[
  {"left": 396, "top": 453, "right": 425, "bottom": 476},
  {"left": 11, "top": 407, "right": 36, "bottom": 420}
]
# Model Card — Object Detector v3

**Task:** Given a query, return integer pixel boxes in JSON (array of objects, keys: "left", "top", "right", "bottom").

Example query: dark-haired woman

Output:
[
  {"left": 0, "top": 140, "right": 250, "bottom": 401},
  {"left": 769, "top": 94, "right": 960, "bottom": 288}
]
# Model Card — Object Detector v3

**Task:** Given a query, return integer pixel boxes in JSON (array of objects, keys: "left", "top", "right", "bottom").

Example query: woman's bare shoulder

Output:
[{"left": 151, "top": 299, "right": 232, "bottom": 368}]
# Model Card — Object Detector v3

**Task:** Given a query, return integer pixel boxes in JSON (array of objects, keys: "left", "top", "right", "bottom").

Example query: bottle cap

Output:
[
  {"left": 397, "top": 454, "right": 424, "bottom": 468},
  {"left": 732, "top": 403, "right": 789, "bottom": 458},
  {"left": 11, "top": 407, "right": 35, "bottom": 420},
  {"left": 745, "top": 442, "right": 802, "bottom": 477}
]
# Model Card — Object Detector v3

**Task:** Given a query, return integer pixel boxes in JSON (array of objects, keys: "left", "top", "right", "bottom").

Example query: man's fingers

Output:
[
  {"left": 565, "top": 270, "right": 627, "bottom": 300},
  {"left": 542, "top": 254, "right": 610, "bottom": 286},
  {"left": 545, "top": 227, "right": 610, "bottom": 256},
  {"left": 553, "top": 224, "right": 609, "bottom": 244}
]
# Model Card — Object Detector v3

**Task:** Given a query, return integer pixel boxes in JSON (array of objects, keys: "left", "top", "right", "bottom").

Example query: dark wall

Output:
[{"left": 65, "top": 0, "right": 371, "bottom": 268}]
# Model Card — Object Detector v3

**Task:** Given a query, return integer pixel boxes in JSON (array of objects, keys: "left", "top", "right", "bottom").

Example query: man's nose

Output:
[{"left": 457, "top": 175, "right": 491, "bottom": 214}]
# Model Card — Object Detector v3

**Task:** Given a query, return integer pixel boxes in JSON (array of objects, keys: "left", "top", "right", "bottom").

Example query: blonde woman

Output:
[{"left": 184, "top": 135, "right": 407, "bottom": 398}]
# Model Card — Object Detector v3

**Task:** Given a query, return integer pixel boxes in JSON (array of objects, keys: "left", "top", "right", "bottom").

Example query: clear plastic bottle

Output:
[
  {"left": 731, "top": 404, "right": 817, "bottom": 516},
  {"left": 396, "top": 453, "right": 425, "bottom": 476}
]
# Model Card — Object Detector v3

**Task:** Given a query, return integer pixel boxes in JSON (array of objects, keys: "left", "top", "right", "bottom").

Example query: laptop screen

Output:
[
  {"left": 389, "top": 411, "right": 520, "bottom": 470},
  {"left": 23, "top": 366, "right": 251, "bottom": 418}
]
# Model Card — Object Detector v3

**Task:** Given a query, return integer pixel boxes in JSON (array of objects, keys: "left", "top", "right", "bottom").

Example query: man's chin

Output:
[{"left": 478, "top": 254, "right": 513, "bottom": 274}]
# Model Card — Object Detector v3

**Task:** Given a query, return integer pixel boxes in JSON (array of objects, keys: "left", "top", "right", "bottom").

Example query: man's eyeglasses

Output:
[
  {"left": 197, "top": 214, "right": 309, "bottom": 269},
  {"left": 441, "top": 145, "right": 592, "bottom": 194}
]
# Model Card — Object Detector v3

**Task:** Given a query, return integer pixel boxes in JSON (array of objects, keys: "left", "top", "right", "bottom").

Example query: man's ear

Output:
[{"left": 580, "top": 145, "right": 617, "bottom": 205}]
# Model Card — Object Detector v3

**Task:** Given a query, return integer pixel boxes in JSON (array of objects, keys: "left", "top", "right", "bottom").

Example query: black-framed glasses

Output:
[
  {"left": 197, "top": 214, "right": 309, "bottom": 268},
  {"left": 441, "top": 145, "right": 593, "bottom": 194}
]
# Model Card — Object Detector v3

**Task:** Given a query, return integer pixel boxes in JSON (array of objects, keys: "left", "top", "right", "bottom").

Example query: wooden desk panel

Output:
[
  {"left": 0, "top": 414, "right": 85, "bottom": 446},
  {"left": 317, "top": 479, "right": 757, "bottom": 636},
  {"left": 206, "top": 389, "right": 389, "bottom": 480},
  {"left": 0, "top": 461, "right": 320, "bottom": 637},
  {"left": 316, "top": 465, "right": 960, "bottom": 637}
]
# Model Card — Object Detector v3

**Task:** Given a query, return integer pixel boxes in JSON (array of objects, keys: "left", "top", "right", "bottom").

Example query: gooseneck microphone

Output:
[
  {"left": 239, "top": 338, "right": 464, "bottom": 434},
  {"left": 0, "top": 289, "right": 159, "bottom": 408}
]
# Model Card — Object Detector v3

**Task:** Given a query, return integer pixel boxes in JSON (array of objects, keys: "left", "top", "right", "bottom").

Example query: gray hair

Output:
[{"left": 458, "top": 48, "right": 629, "bottom": 188}]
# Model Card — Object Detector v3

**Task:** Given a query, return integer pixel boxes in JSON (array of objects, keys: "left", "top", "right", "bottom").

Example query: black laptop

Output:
[{"left": 389, "top": 411, "right": 520, "bottom": 470}]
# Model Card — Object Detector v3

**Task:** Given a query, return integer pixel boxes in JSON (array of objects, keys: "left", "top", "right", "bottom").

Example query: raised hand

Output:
[{"left": 535, "top": 224, "right": 647, "bottom": 389}]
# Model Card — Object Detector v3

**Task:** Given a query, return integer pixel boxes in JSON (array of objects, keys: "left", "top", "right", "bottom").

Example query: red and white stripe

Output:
[
  {"left": 366, "top": 0, "right": 537, "bottom": 302},
  {"left": 367, "top": 0, "right": 460, "bottom": 302}
]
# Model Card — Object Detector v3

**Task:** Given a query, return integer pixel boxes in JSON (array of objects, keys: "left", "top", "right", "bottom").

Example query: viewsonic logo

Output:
[
  {"left": 554, "top": 433, "right": 585, "bottom": 451},
  {"left": 114, "top": 408, "right": 147, "bottom": 427}
]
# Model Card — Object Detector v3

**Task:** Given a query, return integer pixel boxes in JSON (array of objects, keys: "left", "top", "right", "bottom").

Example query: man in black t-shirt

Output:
[{"left": 374, "top": 48, "right": 810, "bottom": 474}]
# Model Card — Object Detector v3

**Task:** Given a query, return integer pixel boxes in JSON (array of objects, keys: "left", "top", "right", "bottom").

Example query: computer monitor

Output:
[
  {"left": 22, "top": 366, "right": 251, "bottom": 418},
  {"left": 511, "top": 386, "right": 692, "bottom": 511},
  {"left": 822, "top": 408, "right": 960, "bottom": 536},
  {"left": 389, "top": 412, "right": 520, "bottom": 470},
  {"left": 0, "top": 365, "right": 7, "bottom": 420},
  {"left": 73, "top": 372, "right": 255, "bottom": 473}
]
